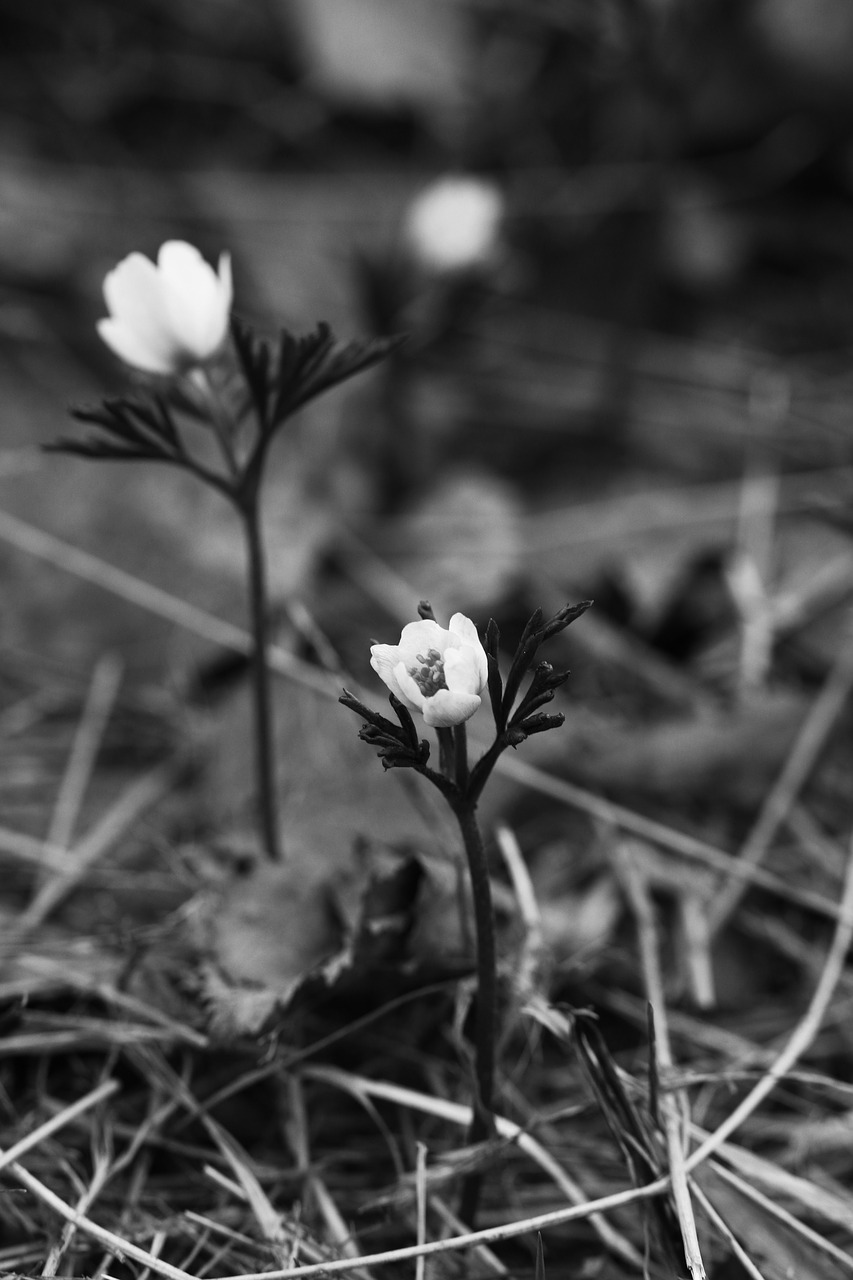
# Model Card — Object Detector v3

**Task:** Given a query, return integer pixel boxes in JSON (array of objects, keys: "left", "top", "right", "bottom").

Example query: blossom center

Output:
[{"left": 409, "top": 648, "right": 448, "bottom": 698}]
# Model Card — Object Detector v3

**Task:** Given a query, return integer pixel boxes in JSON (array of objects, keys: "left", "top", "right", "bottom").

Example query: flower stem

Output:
[
  {"left": 241, "top": 501, "right": 282, "bottom": 862},
  {"left": 453, "top": 723, "right": 469, "bottom": 791},
  {"left": 452, "top": 798, "right": 497, "bottom": 1223}
]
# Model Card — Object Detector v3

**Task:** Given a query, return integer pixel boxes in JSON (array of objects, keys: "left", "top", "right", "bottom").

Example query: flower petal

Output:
[
  {"left": 448, "top": 613, "right": 479, "bottom": 645},
  {"left": 96, "top": 317, "right": 180, "bottom": 376},
  {"left": 443, "top": 645, "right": 484, "bottom": 697},
  {"left": 422, "top": 689, "right": 481, "bottom": 727},
  {"left": 101, "top": 253, "right": 181, "bottom": 372},
  {"left": 394, "top": 664, "right": 428, "bottom": 714},
  {"left": 395, "top": 618, "right": 448, "bottom": 663},
  {"left": 158, "top": 241, "right": 230, "bottom": 360},
  {"left": 448, "top": 613, "right": 488, "bottom": 689},
  {"left": 370, "top": 644, "right": 404, "bottom": 694}
]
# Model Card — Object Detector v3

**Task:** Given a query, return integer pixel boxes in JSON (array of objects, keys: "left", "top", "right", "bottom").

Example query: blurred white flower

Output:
[
  {"left": 370, "top": 612, "right": 489, "bottom": 727},
  {"left": 404, "top": 176, "right": 503, "bottom": 274},
  {"left": 97, "top": 241, "right": 233, "bottom": 375}
]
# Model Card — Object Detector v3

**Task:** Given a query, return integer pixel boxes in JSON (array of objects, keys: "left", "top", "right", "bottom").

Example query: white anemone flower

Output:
[
  {"left": 404, "top": 176, "right": 503, "bottom": 275},
  {"left": 97, "top": 241, "right": 233, "bottom": 375},
  {"left": 370, "top": 613, "right": 489, "bottom": 728}
]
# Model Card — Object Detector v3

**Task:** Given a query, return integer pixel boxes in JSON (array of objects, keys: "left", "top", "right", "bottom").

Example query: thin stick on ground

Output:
[
  {"left": 7, "top": 758, "right": 182, "bottom": 947},
  {"left": 615, "top": 841, "right": 707, "bottom": 1280},
  {"left": 42, "top": 1147, "right": 112, "bottom": 1277},
  {"left": 212, "top": 1175, "right": 672, "bottom": 1280},
  {"left": 0, "top": 507, "right": 337, "bottom": 698},
  {"left": 499, "top": 754, "right": 853, "bottom": 926},
  {"left": 709, "top": 625, "right": 853, "bottom": 934},
  {"left": 0, "top": 1078, "right": 119, "bottom": 1177},
  {"left": 495, "top": 824, "right": 545, "bottom": 1005},
  {"left": 430, "top": 1197, "right": 508, "bottom": 1276},
  {"left": 45, "top": 651, "right": 123, "bottom": 855},
  {"left": 688, "top": 1178, "right": 768, "bottom": 1280},
  {"left": 703, "top": 1159, "right": 853, "bottom": 1274},
  {"left": 301, "top": 1065, "right": 643, "bottom": 1269},
  {"left": 4, "top": 1158, "right": 197, "bottom": 1280},
  {"left": 202, "top": 1168, "right": 350, "bottom": 1274},
  {"left": 686, "top": 830, "right": 853, "bottom": 1173},
  {"left": 415, "top": 1142, "right": 428, "bottom": 1280}
]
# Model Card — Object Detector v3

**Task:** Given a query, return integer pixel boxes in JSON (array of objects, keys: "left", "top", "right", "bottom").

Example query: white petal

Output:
[
  {"left": 369, "top": 644, "right": 402, "bottom": 691},
  {"left": 448, "top": 613, "right": 479, "bottom": 645},
  {"left": 422, "top": 690, "right": 481, "bottom": 727},
  {"left": 96, "top": 317, "right": 180, "bottom": 376},
  {"left": 448, "top": 614, "right": 489, "bottom": 689},
  {"left": 217, "top": 252, "right": 234, "bottom": 309},
  {"left": 396, "top": 618, "right": 448, "bottom": 663},
  {"left": 101, "top": 253, "right": 180, "bottom": 372},
  {"left": 158, "top": 241, "right": 229, "bottom": 360},
  {"left": 393, "top": 664, "right": 427, "bottom": 713},
  {"left": 443, "top": 645, "right": 483, "bottom": 697}
]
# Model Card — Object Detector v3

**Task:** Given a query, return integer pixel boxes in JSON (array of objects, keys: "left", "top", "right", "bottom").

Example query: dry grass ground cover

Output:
[
  {"left": 3, "top": 341, "right": 853, "bottom": 1277},
  {"left": 5, "top": 3, "right": 853, "bottom": 1277}
]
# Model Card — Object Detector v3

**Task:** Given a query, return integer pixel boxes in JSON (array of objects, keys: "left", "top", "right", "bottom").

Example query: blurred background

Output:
[{"left": 4, "top": 0, "right": 853, "bottom": 703}]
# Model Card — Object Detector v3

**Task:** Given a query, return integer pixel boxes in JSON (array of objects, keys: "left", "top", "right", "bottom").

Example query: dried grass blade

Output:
[
  {"left": 45, "top": 652, "right": 123, "bottom": 855},
  {"left": 301, "top": 1065, "right": 642, "bottom": 1268},
  {"left": 687, "top": 833, "right": 853, "bottom": 1172},
  {"left": 615, "top": 842, "right": 706, "bottom": 1278},
  {"left": 709, "top": 625, "right": 853, "bottom": 933}
]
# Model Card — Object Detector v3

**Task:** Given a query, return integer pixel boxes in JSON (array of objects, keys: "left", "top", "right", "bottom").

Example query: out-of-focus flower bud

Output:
[{"left": 403, "top": 176, "right": 504, "bottom": 275}]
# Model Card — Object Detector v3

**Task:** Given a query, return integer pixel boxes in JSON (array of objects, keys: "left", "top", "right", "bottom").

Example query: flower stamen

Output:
[{"left": 410, "top": 648, "right": 448, "bottom": 697}]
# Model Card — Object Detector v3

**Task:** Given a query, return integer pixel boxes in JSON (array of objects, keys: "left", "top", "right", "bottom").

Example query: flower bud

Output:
[{"left": 403, "top": 176, "right": 503, "bottom": 275}]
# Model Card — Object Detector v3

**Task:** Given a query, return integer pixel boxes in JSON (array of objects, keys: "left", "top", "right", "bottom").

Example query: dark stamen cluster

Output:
[{"left": 410, "top": 648, "right": 448, "bottom": 697}]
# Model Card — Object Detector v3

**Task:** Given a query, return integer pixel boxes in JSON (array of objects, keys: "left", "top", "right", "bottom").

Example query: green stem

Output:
[
  {"left": 452, "top": 799, "right": 497, "bottom": 1223},
  {"left": 437, "top": 727, "right": 455, "bottom": 782},
  {"left": 242, "top": 501, "right": 282, "bottom": 862},
  {"left": 453, "top": 723, "right": 469, "bottom": 791},
  {"left": 191, "top": 369, "right": 241, "bottom": 482}
]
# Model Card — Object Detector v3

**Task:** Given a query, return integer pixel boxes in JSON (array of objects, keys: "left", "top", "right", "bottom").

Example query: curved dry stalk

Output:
[
  {"left": 5, "top": 1160, "right": 196, "bottom": 1280},
  {"left": 0, "top": 507, "right": 337, "bottom": 699},
  {"left": 213, "top": 1170, "right": 669, "bottom": 1280},
  {"left": 0, "top": 1079, "right": 119, "bottom": 1176},
  {"left": 615, "top": 841, "right": 707, "bottom": 1280},
  {"left": 301, "top": 1065, "right": 643, "bottom": 1269},
  {"left": 686, "top": 834, "right": 853, "bottom": 1174},
  {"left": 709, "top": 628, "right": 853, "bottom": 933},
  {"left": 688, "top": 1179, "right": 769, "bottom": 1280},
  {"left": 499, "top": 754, "right": 853, "bottom": 926},
  {"left": 46, "top": 652, "right": 123, "bottom": 854}
]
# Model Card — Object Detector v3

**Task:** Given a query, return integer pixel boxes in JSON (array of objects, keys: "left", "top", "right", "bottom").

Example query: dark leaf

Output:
[
  {"left": 232, "top": 315, "right": 403, "bottom": 442},
  {"left": 501, "top": 602, "right": 590, "bottom": 722},
  {"left": 541, "top": 599, "right": 593, "bottom": 642},
  {"left": 272, "top": 325, "right": 405, "bottom": 425},
  {"left": 513, "top": 712, "right": 565, "bottom": 739},
  {"left": 389, "top": 693, "right": 427, "bottom": 756},
  {"left": 484, "top": 617, "right": 504, "bottom": 726},
  {"left": 47, "top": 393, "right": 184, "bottom": 465},
  {"left": 511, "top": 663, "right": 570, "bottom": 723}
]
